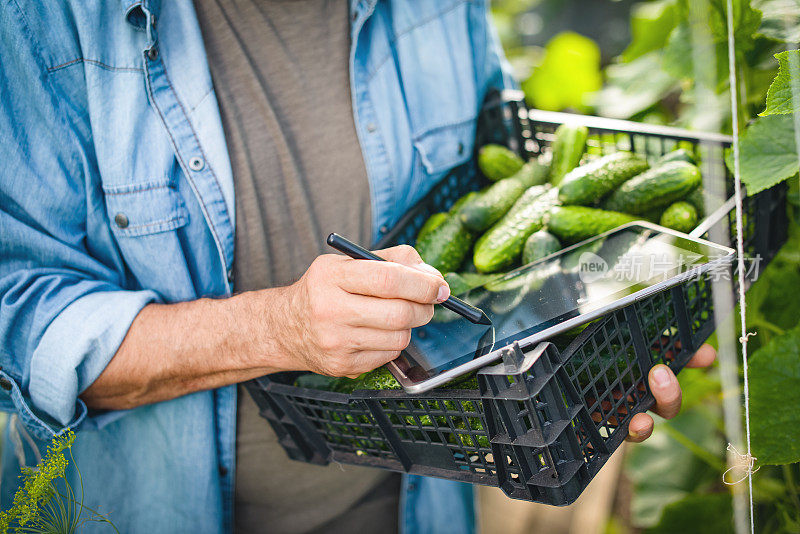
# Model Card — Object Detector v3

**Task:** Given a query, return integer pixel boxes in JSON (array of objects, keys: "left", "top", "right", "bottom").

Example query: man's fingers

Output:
[
  {"left": 345, "top": 350, "right": 403, "bottom": 376},
  {"left": 376, "top": 244, "right": 425, "bottom": 267},
  {"left": 685, "top": 343, "right": 717, "bottom": 368},
  {"left": 626, "top": 412, "right": 654, "bottom": 442},
  {"left": 337, "top": 258, "right": 449, "bottom": 304},
  {"left": 649, "top": 364, "right": 682, "bottom": 419},
  {"left": 374, "top": 245, "right": 446, "bottom": 280},
  {"left": 339, "top": 294, "right": 435, "bottom": 330},
  {"left": 349, "top": 327, "right": 413, "bottom": 352}
]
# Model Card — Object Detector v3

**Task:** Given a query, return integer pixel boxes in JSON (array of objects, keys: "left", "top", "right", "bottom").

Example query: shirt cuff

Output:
[{"left": 8, "top": 289, "right": 160, "bottom": 438}]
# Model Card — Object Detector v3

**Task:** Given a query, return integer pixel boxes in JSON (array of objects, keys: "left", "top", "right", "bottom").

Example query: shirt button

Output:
[
  {"left": 457, "top": 142, "right": 465, "bottom": 155},
  {"left": 188, "top": 156, "right": 205, "bottom": 171},
  {"left": 379, "top": 225, "right": 389, "bottom": 234},
  {"left": 0, "top": 377, "right": 12, "bottom": 391},
  {"left": 114, "top": 213, "right": 129, "bottom": 229},
  {"left": 227, "top": 268, "right": 234, "bottom": 284},
  {"left": 147, "top": 45, "right": 158, "bottom": 60},
  {"left": 366, "top": 123, "right": 377, "bottom": 133},
  {"left": 219, "top": 465, "right": 228, "bottom": 477}
]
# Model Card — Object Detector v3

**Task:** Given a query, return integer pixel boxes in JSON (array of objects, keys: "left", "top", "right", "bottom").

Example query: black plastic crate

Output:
[{"left": 245, "top": 91, "right": 788, "bottom": 506}]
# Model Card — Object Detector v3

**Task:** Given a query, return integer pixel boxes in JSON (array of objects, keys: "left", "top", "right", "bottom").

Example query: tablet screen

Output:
[{"left": 393, "top": 224, "right": 733, "bottom": 387}]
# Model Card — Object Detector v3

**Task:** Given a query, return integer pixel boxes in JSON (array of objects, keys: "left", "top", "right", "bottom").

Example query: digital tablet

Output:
[{"left": 387, "top": 222, "right": 735, "bottom": 394}]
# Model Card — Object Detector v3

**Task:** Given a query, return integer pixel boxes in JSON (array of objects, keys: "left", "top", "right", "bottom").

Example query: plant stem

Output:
[
  {"left": 661, "top": 421, "right": 727, "bottom": 471},
  {"left": 782, "top": 464, "right": 800, "bottom": 512}
]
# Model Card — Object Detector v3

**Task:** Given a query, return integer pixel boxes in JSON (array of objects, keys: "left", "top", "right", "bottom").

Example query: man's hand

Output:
[
  {"left": 626, "top": 343, "right": 717, "bottom": 442},
  {"left": 83, "top": 244, "right": 449, "bottom": 410},
  {"left": 275, "top": 245, "right": 449, "bottom": 378}
]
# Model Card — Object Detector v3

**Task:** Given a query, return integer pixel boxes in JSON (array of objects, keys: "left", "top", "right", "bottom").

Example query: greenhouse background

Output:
[
  {"left": 476, "top": 1, "right": 800, "bottom": 533},
  {"left": 0, "top": 1, "right": 798, "bottom": 532}
]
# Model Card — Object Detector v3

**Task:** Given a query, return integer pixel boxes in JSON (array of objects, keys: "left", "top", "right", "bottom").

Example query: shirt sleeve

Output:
[
  {"left": 475, "top": 0, "right": 517, "bottom": 95},
  {"left": 0, "top": 8, "right": 159, "bottom": 440}
]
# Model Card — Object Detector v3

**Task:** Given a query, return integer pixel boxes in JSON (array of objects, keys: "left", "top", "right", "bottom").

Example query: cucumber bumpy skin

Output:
[
  {"left": 473, "top": 186, "right": 558, "bottom": 273},
  {"left": 659, "top": 201, "right": 698, "bottom": 233},
  {"left": 459, "top": 159, "right": 548, "bottom": 232},
  {"left": 602, "top": 161, "right": 702, "bottom": 215},
  {"left": 549, "top": 124, "right": 589, "bottom": 186},
  {"left": 683, "top": 188, "right": 705, "bottom": 218},
  {"left": 558, "top": 152, "right": 649, "bottom": 206},
  {"left": 449, "top": 190, "right": 480, "bottom": 215},
  {"left": 477, "top": 144, "right": 525, "bottom": 181},
  {"left": 547, "top": 205, "right": 638, "bottom": 245},
  {"left": 522, "top": 230, "right": 562, "bottom": 264},
  {"left": 415, "top": 212, "right": 448, "bottom": 244},
  {"left": 657, "top": 148, "right": 696, "bottom": 166},
  {"left": 415, "top": 213, "right": 475, "bottom": 273}
]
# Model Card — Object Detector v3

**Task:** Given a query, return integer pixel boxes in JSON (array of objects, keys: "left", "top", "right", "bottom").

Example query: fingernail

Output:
[
  {"left": 416, "top": 263, "right": 443, "bottom": 277},
  {"left": 653, "top": 365, "right": 671, "bottom": 387},
  {"left": 437, "top": 284, "right": 450, "bottom": 303}
]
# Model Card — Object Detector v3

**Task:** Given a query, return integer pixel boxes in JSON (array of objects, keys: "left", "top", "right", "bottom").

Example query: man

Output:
[{"left": 0, "top": 1, "right": 715, "bottom": 532}]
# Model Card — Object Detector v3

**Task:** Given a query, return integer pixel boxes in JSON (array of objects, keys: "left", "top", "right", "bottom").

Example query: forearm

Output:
[
  {"left": 81, "top": 247, "right": 449, "bottom": 411},
  {"left": 81, "top": 287, "right": 295, "bottom": 410}
]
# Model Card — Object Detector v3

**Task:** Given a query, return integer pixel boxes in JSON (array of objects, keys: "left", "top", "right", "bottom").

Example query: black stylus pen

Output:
[{"left": 327, "top": 233, "right": 491, "bottom": 326}]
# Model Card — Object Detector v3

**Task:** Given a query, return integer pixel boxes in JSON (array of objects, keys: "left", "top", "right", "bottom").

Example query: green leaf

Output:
[
  {"left": 622, "top": 0, "right": 681, "bottom": 63},
  {"left": 645, "top": 492, "right": 733, "bottom": 533},
  {"left": 625, "top": 408, "right": 722, "bottom": 527},
  {"left": 593, "top": 52, "right": 679, "bottom": 119},
  {"left": 750, "top": 323, "right": 800, "bottom": 465},
  {"left": 662, "top": 22, "right": 730, "bottom": 88},
  {"left": 709, "top": 0, "right": 764, "bottom": 48},
  {"left": 749, "top": 232, "right": 800, "bottom": 332},
  {"left": 522, "top": 32, "right": 602, "bottom": 113},
  {"left": 753, "top": 0, "right": 800, "bottom": 42},
  {"left": 726, "top": 114, "right": 799, "bottom": 195},
  {"left": 761, "top": 50, "right": 800, "bottom": 115},
  {"left": 662, "top": 23, "right": 695, "bottom": 79}
]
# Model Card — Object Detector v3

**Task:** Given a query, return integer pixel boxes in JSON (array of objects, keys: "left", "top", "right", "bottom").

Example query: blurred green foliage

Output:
[
  {"left": 521, "top": 32, "right": 602, "bottom": 111},
  {"left": 490, "top": 1, "right": 800, "bottom": 531}
]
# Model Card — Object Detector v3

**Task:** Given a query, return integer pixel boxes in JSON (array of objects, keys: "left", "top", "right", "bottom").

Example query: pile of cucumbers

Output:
[{"left": 415, "top": 124, "right": 705, "bottom": 291}]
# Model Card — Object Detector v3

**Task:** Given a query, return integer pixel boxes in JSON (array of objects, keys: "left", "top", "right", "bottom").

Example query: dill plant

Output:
[{"left": 0, "top": 429, "right": 117, "bottom": 533}]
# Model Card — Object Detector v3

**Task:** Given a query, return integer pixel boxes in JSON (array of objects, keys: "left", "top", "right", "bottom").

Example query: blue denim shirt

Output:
[{"left": 0, "top": 1, "right": 511, "bottom": 531}]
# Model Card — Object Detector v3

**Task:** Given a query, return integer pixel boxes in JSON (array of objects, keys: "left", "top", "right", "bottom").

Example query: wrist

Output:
[{"left": 229, "top": 285, "right": 303, "bottom": 374}]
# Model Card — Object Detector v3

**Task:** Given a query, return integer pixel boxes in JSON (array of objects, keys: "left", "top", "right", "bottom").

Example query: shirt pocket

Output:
[
  {"left": 102, "top": 179, "right": 189, "bottom": 238},
  {"left": 407, "top": 116, "right": 476, "bottom": 207}
]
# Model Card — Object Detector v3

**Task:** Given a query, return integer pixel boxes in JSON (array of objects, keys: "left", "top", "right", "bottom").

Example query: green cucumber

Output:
[
  {"left": 522, "top": 230, "right": 562, "bottom": 264},
  {"left": 416, "top": 212, "right": 447, "bottom": 244},
  {"left": 459, "top": 160, "right": 547, "bottom": 232},
  {"left": 683, "top": 188, "right": 705, "bottom": 218},
  {"left": 473, "top": 186, "right": 559, "bottom": 273},
  {"left": 443, "top": 272, "right": 471, "bottom": 296},
  {"left": 416, "top": 190, "right": 480, "bottom": 247},
  {"left": 415, "top": 214, "right": 475, "bottom": 273},
  {"left": 443, "top": 272, "right": 500, "bottom": 295},
  {"left": 477, "top": 144, "right": 525, "bottom": 181},
  {"left": 449, "top": 191, "right": 480, "bottom": 215},
  {"left": 639, "top": 207, "right": 664, "bottom": 223},
  {"left": 516, "top": 157, "right": 551, "bottom": 187},
  {"left": 547, "top": 206, "right": 638, "bottom": 245},
  {"left": 558, "top": 152, "right": 649, "bottom": 206},
  {"left": 658, "top": 148, "right": 696, "bottom": 165},
  {"left": 602, "top": 161, "right": 702, "bottom": 215},
  {"left": 659, "top": 201, "right": 699, "bottom": 233},
  {"left": 549, "top": 124, "right": 589, "bottom": 186}
]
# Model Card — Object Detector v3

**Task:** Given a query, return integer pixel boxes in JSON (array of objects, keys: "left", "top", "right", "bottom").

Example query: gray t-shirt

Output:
[{"left": 193, "top": 0, "right": 398, "bottom": 532}]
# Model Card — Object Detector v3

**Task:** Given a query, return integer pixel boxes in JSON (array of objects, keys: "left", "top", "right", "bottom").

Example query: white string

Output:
[
  {"left": 725, "top": 2, "right": 757, "bottom": 533},
  {"left": 724, "top": 444, "right": 761, "bottom": 486}
]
